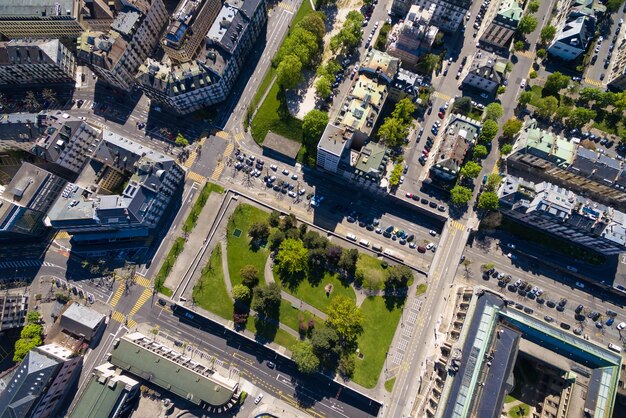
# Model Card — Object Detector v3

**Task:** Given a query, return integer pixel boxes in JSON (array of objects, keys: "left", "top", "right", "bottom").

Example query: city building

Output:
[
  {"left": 60, "top": 303, "right": 106, "bottom": 341},
  {"left": 109, "top": 332, "right": 240, "bottom": 408},
  {"left": 479, "top": 0, "right": 522, "bottom": 50},
  {"left": 507, "top": 119, "right": 626, "bottom": 209},
  {"left": 439, "top": 291, "right": 622, "bottom": 418},
  {"left": 261, "top": 132, "right": 301, "bottom": 165},
  {"left": 0, "top": 292, "right": 28, "bottom": 332},
  {"left": 0, "top": 39, "right": 75, "bottom": 86},
  {"left": 461, "top": 54, "right": 506, "bottom": 95},
  {"left": 162, "top": 0, "right": 222, "bottom": 63},
  {"left": 386, "top": 5, "right": 438, "bottom": 68},
  {"left": 0, "top": 344, "right": 82, "bottom": 418},
  {"left": 389, "top": 68, "right": 426, "bottom": 102},
  {"left": 0, "top": 163, "right": 67, "bottom": 239},
  {"left": 316, "top": 123, "right": 354, "bottom": 175},
  {"left": 137, "top": 0, "right": 267, "bottom": 114},
  {"left": 429, "top": 114, "right": 481, "bottom": 184},
  {"left": 499, "top": 175, "right": 626, "bottom": 255},
  {"left": 0, "top": 113, "right": 47, "bottom": 152},
  {"left": 607, "top": 34, "right": 626, "bottom": 91},
  {"left": 30, "top": 117, "right": 102, "bottom": 179},
  {"left": 350, "top": 141, "right": 391, "bottom": 190},
  {"left": 77, "top": 0, "right": 168, "bottom": 90},
  {"left": 45, "top": 130, "right": 184, "bottom": 242},
  {"left": 0, "top": 0, "right": 83, "bottom": 39},
  {"left": 68, "top": 362, "right": 140, "bottom": 418},
  {"left": 390, "top": 0, "right": 472, "bottom": 32},
  {"left": 548, "top": 14, "right": 595, "bottom": 61}
]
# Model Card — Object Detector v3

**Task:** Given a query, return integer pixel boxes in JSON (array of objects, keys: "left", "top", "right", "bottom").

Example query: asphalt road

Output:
[{"left": 586, "top": 10, "right": 626, "bottom": 85}]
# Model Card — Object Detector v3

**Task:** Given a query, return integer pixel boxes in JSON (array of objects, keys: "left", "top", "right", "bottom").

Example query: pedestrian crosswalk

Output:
[
  {"left": 517, "top": 50, "right": 535, "bottom": 59},
  {"left": 234, "top": 132, "right": 245, "bottom": 142},
  {"left": 127, "top": 318, "right": 138, "bottom": 328},
  {"left": 134, "top": 275, "right": 151, "bottom": 288},
  {"left": 449, "top": 220, "right": 465, "bottom": 231},
  {"left": 215, "top": 131, "right": 230, "bottom": 139},
  {"left": 431, "top": 91, "right": 452, "bottom": 101},
  {"left": 584, "top": 77, "right": 603, "bottom": 87},
  {"left": 108, "top": 283, "right": 125, "bottom": 308},
  {"left": 55, "top": 231, "right": 71, "bottom": 240},
  {"left": 182, "top": 150, "right": 198, "bottom": 169},
  {"left": 211, "top": 161, "right": 225, "bottom": 180},
  {"left": 187, "top": 171, "right": 205, "bottom": 183},
  {"left": 224, "top": 142, "right": 234, "bottom": 158},
  {"left": 128, "top": 287, "right": 152, "bottom": 317},
  {"left": 111, "top": 310, "right": 126, "bottom": 323},
  {"left": 277, "top": 2, "right": 295, "bottom": 12},
  {"left": 0, "top": 260, "right": 54, "bottom": 269}
]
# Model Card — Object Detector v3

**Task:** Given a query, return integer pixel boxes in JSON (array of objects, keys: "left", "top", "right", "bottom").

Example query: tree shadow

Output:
[
  {"left": 253, "top": 315, "right": 279, "bottom": 344},
  {"left": 382, "top": 287, "right": 407, "bottom": 311}
]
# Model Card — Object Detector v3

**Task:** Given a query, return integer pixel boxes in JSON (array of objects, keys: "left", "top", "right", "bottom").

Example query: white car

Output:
[
  {"left": 270, "top": 164, "right": 278, "bottom": 171},
  {"left": 507, "top": 253, "right": 517, "bottom": 260},
  {"left": 282, "top": 169, "right": 289, "bottom": 175},
  {"left": 291, "top": 174, "right": 298, "bottom": 180},
  {"left": 426, "top": 243, "right": 434, "bottom": 250},
  {"left": 617, "top": 322, "right": 626, "bottom": 331},
  {"left": 254, "top": 393, "right": 264, "bottom": 405},
  {"left": 288, "top": 190, "right": 297, "bottom": 198},
  {"left": 444, "top": 101, "right": 449, "bottom": 109},
  {"left": 298, "top": 188, "right": 306, "bottom": 195},
  {"left": 520, "top": 78, "right": 527, "bottom": 88},
  {"left": 429, "top": 230, "right": 437, "bottom": 236}
]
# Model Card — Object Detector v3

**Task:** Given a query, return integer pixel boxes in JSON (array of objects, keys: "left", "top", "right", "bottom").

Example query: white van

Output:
[
  {"left": 608, "top": 343, "right": 622, "bottom": 353},
  {"left": 346, "top": 233, "right": 357, "bottom": 241},
  {"left": 359, "top": 239, "right": 370, "bottom": 247}
]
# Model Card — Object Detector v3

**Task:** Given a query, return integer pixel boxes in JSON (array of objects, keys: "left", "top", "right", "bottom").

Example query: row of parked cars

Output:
[{"left": 405, "top": 192, "right": 447, "bottom": 212}]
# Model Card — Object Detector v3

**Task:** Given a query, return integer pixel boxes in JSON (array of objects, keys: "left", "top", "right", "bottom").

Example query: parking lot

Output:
[{"left": 586, "top": 7, "right": 626, "bottom": 84}]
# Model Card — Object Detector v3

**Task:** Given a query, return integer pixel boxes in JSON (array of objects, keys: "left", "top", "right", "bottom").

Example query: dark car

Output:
[
  {"left": 575, "top": 304, "right": 584, "bottom": 314},
  {"left": 417, "top": 246, "right": 426, "bottom": 253},
  {"left": 575, "top": 314, "right": 586, "bottom": 322},
  {"left": 421, "top": 197, "right": 429, "bottom": 204},
  {"left": 429, "top": 201, "right": 438, "bottom": 208},
  {"left": 536, "top": 297, "right": 545, "bottom": 304},
  {"left": 560, "top": 322, "right": 571, "bottom": 330},
  {"left": 418, "top": 156, "right": 426, "bottom": 166},
  {"left": 266, "top": 361, "right": 276, "bottom": 369},
  {"left": 607, "top": 309, "right": 618, "bottom": 317},
  {"left": 158, "top": 298, "right": 167, "bottom": 306},
  {"left": 558, "top": 298, "right": 567, "bottom": 307},
  {"left": 546, "top": 300, "right": 557, "bottom": 308},
  {"left": 518, "top": 289, "right": 527, "bottom": 297},
  {"left": 556, "top": 305, "right": 565, "bottom": 312},
  {"left": 524, "top": 307, "right": 534, "bottom": 314}
]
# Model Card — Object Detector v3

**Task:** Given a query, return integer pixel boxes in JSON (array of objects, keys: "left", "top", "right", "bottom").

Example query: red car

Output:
[
  {"left": 438, "top": 111, "right": 445, "bottom": 119},
  {"left": 422, "top": 149, "right": 429, "bottom": 157},
  {"left": 406, "top": 192, "right": 413, "bottom": 198}
]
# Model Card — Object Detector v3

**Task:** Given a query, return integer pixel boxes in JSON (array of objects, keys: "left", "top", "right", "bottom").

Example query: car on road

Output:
[
  {"left": 520, "top": 78, "right": 526, "bottom": 88},
  {"left": 282, "top": 169, "right": 289, "bottom": 175},
  {"left": 544, "top": 315, "right": 554, "bottom": 323},
  {"left": 406, "top": 192, "right": 413, "bottom": 198},
  {"left": 429, "top": 230, "right": 437, "bottom": 236},
  {"left": 266, "top": 361, "right": 275, "bottom": 368},
  {"left": 573, "top": 327, "right": 583, "bottom": 335},
  {"left": 575, "top": 281, "right": 585, "bottom": 289},
  {"left": 291, "top": 174, "right": 298, "bottom": 180},
  {"left": 158, "top": 298, "right": 167, "bottom": 306},
  {"left": 617, "top": 322, "right": 626, "bottom": 330},
  {"left": 607, "top": 318, "right": 615, "bottom": 326},
  {"left": 546, "top": 300, "right": 557, "bottom": 308},
  {"left": 417, "top": 246, "right": 426, "bottom": 253},
  {"left": 575, "top": 304, "right": 584, "bottom": 313},
  {"left": 288, "top": 190, "right": 297, "bottom": 198},
  {"left": 438, "top": 111, "right": 445, "bottom": 119},
  {"left": 254, "top": 394, "right": 264, "bottom": 404},
  {"left": 270, "top": 164, "right": 277, "bottom": 171}
]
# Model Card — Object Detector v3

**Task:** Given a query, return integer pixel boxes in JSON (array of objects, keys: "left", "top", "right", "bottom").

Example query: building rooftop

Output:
[
  {"left": 163, "top": 0, "right": 206, "bottom": 50},
  {"left": 431, "top": 114, "right": 481, "bottom": 181},
  {"left": 0, "top": 38, "right": 64, "bottom": 66},
  {"left": 62, "top": 303, "right": 105, "bottom": 330},
  {"left": 353, "top": 141, "right": 389, "bottom": 181},
  {"left": 569, "top": 147, "right": 622, "bottom": 185},
  {"left": 0, "top": 0, "right": 76, "bottom": 18},
  {"left": 337, "top": 74, "right": 386, "bottom": 135},
  {"left": 467, "top": 54, "right": 504, "bottom": 85},
  {"left": 360, "top": 49, "right": 400, "bottom": 84},
  {"left": 511, "top": 119, "right": 576, "bottom": 168},
  {"left": 110, "top": 332, "right": 238, "bottom": 406},
  {"left": 552, "top": 14, "right": 595, "bottom": 52},
  {"left": 317, "top": 123, "right": 353, "bottom": 157},
  {"left": 494, "top": 0, "right": 523, "bottom": 26},
  {"left": 2, "top": 162, "right": 65, "bottom": 211},
  {"left": 263, "top": 132, "right": 301, "bottom": 159},
  {"left": 111, "top": 9, "right": 141, "bottom": 37}
]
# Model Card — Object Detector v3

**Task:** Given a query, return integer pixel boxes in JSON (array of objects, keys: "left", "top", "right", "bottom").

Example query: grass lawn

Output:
[
  {"left": 279, "top": 299, "right": 321, "bottom": 333},
  {"left": 276, "top": 270, "right": 356, "bottom": 313},
  {"left": 384, "top": 377, "right": 396, "bottom": 392},
  {"left": 356, "top": 254, "right": 387, "bottom": 291},
  {"left": 528, "top": 85, "right": 544, "bottom": 107},
  {"left": 250, "top": 81, "right": 303, "bottom": 143},
  {"left": 415, "top": 283, "right": 428, "bottom": 296},
  {"left": 226, "top": 204, "right": 270, "bottom": 286},
  {"left": 507, "top": 403, "right": 530, "bottom": 418},
  {"left": 192, "top": 244, "right": 232, "bottom": 320},
  {"left": 246, "top": 315, "right": 300, "bottom": 351},
  {"left": 353, "top": 296, "right": 404, "bottom": 388}
]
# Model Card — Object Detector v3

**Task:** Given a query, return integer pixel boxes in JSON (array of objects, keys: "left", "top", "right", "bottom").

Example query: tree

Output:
[
  {"left": 389, "top": 163, "right": 403, "bottom": 188},
  {"left": 460, "top": 161, "right": 482, "bottom": 179},
  {"left": 543, "top": 72, "right": 570, "bottom": 96},
  {"left": 26, "top": 311, "right": 41, "bottom": 324},
  {"left": 540, "top": 25, "right": 557, "bottom": 44},
  {"left": 13, "top": 338, "right": 41, "bottom": 362},
  {"left": 302, "top": 230, "right": 328, "bottom": 249},
  {"left": 377, "top": 117, "right": 407, "bottom": 148},
  {"left": 277, "top": 54, "right": 303, "bottom": 89},
  {"left": 500, "top": 143, "right": 513, "bottom": 155},
  {"left": 567, "top": 107, "right": 596, "bottom": 129},
  {"left": 277, "top": 27, "right": 319, "bottom": 67},
  {"left": 392, "top": 98, "right": 416, "bottom": 124},
  {"left": 338, "top": 353, "right": 356, "bottom": 378},
  {"left": 248, "top": 221, "right": 270, "bottom": 243},
  {"left": 513, "top": 40, "right": 525, "bottom": 52},
  {"left": 311, "top": 325, "right": 340, "bottom": 363},
  {"left": 21, "top": 324, "right": 43, "bottom": 340},
  {"left": 281, "top": 213, "right": 297, "bottom": 231},
  {"left": 484, "top": 103, "right": 504, "bottom": 121},
  {"left": 527, "top": 0, "right": 540, "bottom": 13},
  {"left": 268, "top": 210, "right": 281, "bottom": 227},
  {"left": 452, "top": 96, "right": 472, "bottom": 114},
  {"left": 23, "top": 91, "right": 39, "bottom": 110},
  {"left": 473, "top": 144, "right": 488, "bottom": 160},
  {"left": 303, "top": 109, "right": 329, "bottom": 147},
  {"left": 268, "top": 229, "right": 285, "bottom": 251},
  {"left": 338, "top": 248, "right": 358, "bottom": 277},
  {"left": 450, "top": 185, "right": 473, "bottom": 206},
  {"left": 555, "top": 105, "right": 573, "bottom": 122},
  {"left": 232, "top": 284, "right": 251, "bottom": 302},
  {"left": 42, "top": 88, "right": 57, "bottom": 104},
  {"left": 536, "top": 96, "right": 559, "bottom": 119},
  {"left": 486, "top": 174, "right": 502, "bottom": 191},
  {"left": 292, "top": 341, "right": 320, "bottom": 373},
  {"left": 536, "top": 48, "right": 547, "bottom": 59},
  {"left": 478, "top": 119, "right": 499, "bottom": 143},
  {"left": 240, "top": 265, "right": 259, "bottom": 288},
  {"left": 497, "top": 86, "right": 506, "bottom": 95},
  {"left": 252, "top": 283, "right": 282, "bottom": 317},
  {"left": 385, "top": 265, "right": 414, "bottom": 288},
  {"left": 606, "top": 0, "right": 624, "bottom": 12},
  {"left": 518, "top": 91, "right": 533, "bottom": 107},
  {"left": 502, "top": 118, "right": 523, "bottom": 138},
  {"left": 296, "top": 12, "right": 326, "bottom": 41},
  {"left": 315, "top": 76, "right": 331, "bottom": 99},
  {"left": 276, "top": 238, "right": 309, "bottom": 276},
  {"left": 326, "top": 296, "right": 364, "bottom": 344},
  {"left": 517, "top": 15, "right": 538, "bottom": 35},
  {"left": 478, "top": 191, "right": 499, "bottom": 211},
  {"left": 326, "top": 244, "right": 343, "bottom": 266},
  {"left": 418, "top": 53, "right": 441, "bottom": 75},
  {"left": 175, "top": 133, "right": 189, "bottom": 147}
]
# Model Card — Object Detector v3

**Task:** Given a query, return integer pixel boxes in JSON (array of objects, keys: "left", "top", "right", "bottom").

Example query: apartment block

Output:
[
  {"left": 0, "top": 39, "right": 75, "bottom": 86},
  {"left": 499, "top": 175, "right": 626, "bottom": 255},
  {"left": 0, "top": 344, "right": 82, "bottom": 418},
  {"left": 45, "top": 130, "right": 184, "bottom": 242},
  {"left": 0, "top": 163, "right": 67, "bottom": 239},
  {"left": 387, "top": 5, "right": 438, "bottom": 68},
  {"left": 0, "top": 292, "right": 28, "bottom": 332},
  {"left": 390, "top": 0, "right": 472, "bottom": 32},
  {"left": 461, "top": 54, "right": 506, "bottom": 95},
  {"left": 137, "top": 0, "right": 267, "bottom": 114},
  {"left": 608, "top": 34, "right": 626, "bottom": 91},
  {"left": 479, "top": 0, "right": 522, "bottom": 50},
  {"left": 162, "top": 0, "right": 222, "bottom": 63},
  {"left": 548, "top": 10, "right": 596, "bottom": 61},
  {"left": 0, "top": 0, "right": 83, "bottom": 39},
  {"left": 507, "top": 119, "right": 626, "bottom": 209},
  {"left": 77, "top": 0, "right": 168, "bottom": 90}
]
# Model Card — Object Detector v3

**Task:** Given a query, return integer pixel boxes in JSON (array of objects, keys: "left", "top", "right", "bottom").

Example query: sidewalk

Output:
[{"left": 163, "top": 192, "right": 223, "bottom": 290}]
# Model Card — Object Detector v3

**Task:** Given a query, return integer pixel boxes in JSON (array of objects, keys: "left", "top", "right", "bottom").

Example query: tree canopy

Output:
[
  {"left": 248, "top": 221, "right": 270, "bottom": 243},
  {"left": 277, "top": 54, "right": 303, "bottom": 89},
  {"left": 478, "top": 119, "right": 499, "bottom": 143},
  {"left": 252, "top": 283, "right": 282, "bottom": 317},
  {"left": 276, "top": 238, "right": 309, "bottom": 276},
  {"left": 450, "top": 185, "right": 473, "bottom": 206},
  {"left": 567, "top": 107, "right": 596, "bottom": 129},
  {"left": 240, "top": 265, "right": 260, "bottom": 288},
  {"left": 484, "top": 103, "right": 504, "bottom": 121},
  {"left": 527, "top": 0, "right": 540, "bottom": 13},
  {"left": 536, "top": 96, "right": 559, "bottom": 119},
  {"left": 303, "top": 109, "right": 329, "bottom": 148},
  {"left": 452, "top": 97, "right": 472, "bottom": 114},
  {"left": 517, "top": 15, "right": 538, "bottom": 35},
  {"left": 314, "top": 76, "right": 331, "bottom": 99},
  {"left": 378, "top": 117, "right": 408, "bottom": 148},
  {"left": 418, "top": 53, "right": 440, "bottom": 75},
  {"left": 472, "top": 144, "right": 488, "bottom": 160},
  {"left": 502, "top": 118, "right": 523, "bottom": 138},
  {"left": 543, "top": 72, "right": 570, "bottom": 96},
  {"left": 391, "top": 98, "right": 416, "bottom": 124},
  {"left": 540, "top": 25, "right": 557, "bottom": 44},
  {"left": 330, "top": 12, "right": 364, "bottom": 54},
  {"left": 292, "top": 341, "right": 320, "bottom": 373},
  {"left": 460, "top": 161, "right": 482, "bottom": 179},
  {"left": 232, "top": 284, "right": 251, "bottom": 302},
  {"left": 478, "top": 191, "right": 499, "bottom": 211},
  {"left": 606, "top": 0, "right": 624, "bottom": 12},
  {"left": 326, "top": 296, "right": 364, "bottom": 344}
]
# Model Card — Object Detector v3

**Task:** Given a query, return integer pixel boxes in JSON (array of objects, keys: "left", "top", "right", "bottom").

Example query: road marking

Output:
[
  {"left": 234, "top": 132, "right": 245, "bottom": 142},
  {"left": 111, "top": 310, "right": 125, "bottom": 323},
  {"left": 134, "top": 275, "right": 151, "bottom": 288},
  {"left": 128, "top": 287, "right": 152, "bottom": 317},
  {"left": 187, "top": 171, "right": 205, "bottom": 183},
  {"left": 108, "top": 283, "right": 125, "bottom": 308},
  {"left": 517, "top": 50, "right": 536, "bottom": 59},
  {"left": 277, "top": 2, "right": 295, "bottom": 12},
  {"left": 127, "top": 318, "right": 138, "bottom": 328},
  {"left": 584, "top": 77, "right": 603, "bottom": 87},
  {"left": 215, "top": 131, "right": 230, "bottom": 139},
  {"left": 449, "top": 220, "right": 465, "bottom": 231},
  {"left": 54, "top": 231, "right": 71, "bottom": 240},
  {"left": 431, "top": 91, "right": 452, "bottom": 101},
  {"left": 210, "top": 161, "right": 225, "bottom": 180}
]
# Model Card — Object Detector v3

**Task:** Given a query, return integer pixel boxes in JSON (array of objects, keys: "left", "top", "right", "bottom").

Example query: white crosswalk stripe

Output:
[{"left": 0, "top": 260, "right": 54, "bottom": 269}]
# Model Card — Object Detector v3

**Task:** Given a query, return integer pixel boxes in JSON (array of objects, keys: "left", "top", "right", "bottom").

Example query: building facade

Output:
[
  {"left": 0, "top": 292, "right": 28, "bottom": 331},
  {"left": 461, "top": 55, "right": 505, "bottom": 94},
  {"left": 387, "top": 5, "right": 438, "bottom": 67},
  {"left": 390, "top": 0, "right": 472, "bottom": 32},
  {"left": 0, "top": 0, "right": 83, "bottom": 39},
  {"left": 77, "top": 0, "right": 168, "bottom": 90},
  {"left": 429, "top": 114, "right": 481, "bottom": 183},
  {"left": 499, "top": 175, "right": 626, "bottom": 255},
  {"left": 137, "top": 0, "right": 267, "bottom": 114},
  {"left": 60, "top": 303, "right": 106, "bottom": 341},
  {"left": 479, "top": 0, "right": 522, "bottom": 50},
  {"left": 0, "top": 39, "right": 75, "bottom": 86},
  {"left": 548, "top": 14, "right": 595, "bottom": 61}
]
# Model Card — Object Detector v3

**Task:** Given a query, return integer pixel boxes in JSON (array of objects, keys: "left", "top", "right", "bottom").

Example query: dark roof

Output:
[{"left": 263, "top": 132, "right": 301, "bottom": 160}]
